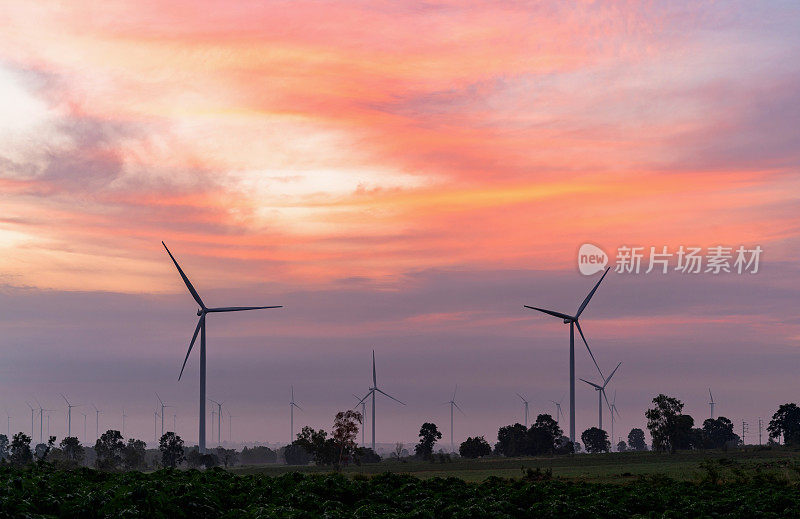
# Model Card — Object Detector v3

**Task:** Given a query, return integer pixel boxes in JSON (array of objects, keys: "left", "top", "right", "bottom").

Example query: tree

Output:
[
  {"left": 354, "top": 447, "right": 381, "bottom": 464},
  {"left": 0, "top": 434, "right": 8, "bottom": 460},
  {"left": 701, "top": 417, "right": 738, "bottom": 449},
  {"left": 94, "top": 430, "right": 125, "bottom": 471},
  {"left": 645, "top": 394, "right": 691, "bottom": 453},
  {"left": 768, "top": 403, "right": 800, "bottom": 445},
  {"left": 672, "top": 414, "right": 695, "bottom": 451},
  {"left": 159, "top": 432, "right": 185, "bottom": 468},
  {"left": 294, "top": 426, "right": 336, "bottom": 465},
  {"left": 124, "top": 439, "right": 148, "bottom": 470},
  {"left": 60, "top": 436, "right": 85, "bottom": 463},
  {"left": 240, "top": 446, "right": 277, "bottom": 464},
  {"left": 528, "top": 414, "right": 563, "bottom": 455},
  {"left": 283, "top": 444, "right": 312, "bottom": 465},
  {"left": 554, "top": 436, "right": 575, "bottom": 455},
  {"left": 10, "top": 432, "right": 33, "bottom": 466},
  {"left": 332, "top": 410, "right": 361, "bottom": 469},
  {"left": 459, "top": 436, "right": 491, "bottom": 459},
  {"left": 616, "top": 440, "right": 627, "bottom": 452},
  {"left": 627, "top": 428, "right": 647, "bottom": 451},
  {"left": 215, "top": 447, "right": 237, "bottom": 468},
  {"left": 414, "top": 422, "right": 442, "bottom": 460},
  {"left": 393, "top": 442, "right": 404, "bottom": 460},
  {"left": 495, "top": 423, "right": 528, "bottom": 457},
  {"left": 581, "top": 427, "right": 610, "bottom": 453}
]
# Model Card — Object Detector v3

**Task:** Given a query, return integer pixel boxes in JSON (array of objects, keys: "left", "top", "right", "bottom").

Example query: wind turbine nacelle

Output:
[
  {"left": 563, "top": 318, "right": 572, "bottom": 324},
  {"left": 197, "top": 308, "right": 203, "bottom": 316}
]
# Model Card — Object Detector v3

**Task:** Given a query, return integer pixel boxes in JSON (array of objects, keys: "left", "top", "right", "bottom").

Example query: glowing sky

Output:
[{"left": 1, "top": 1, "right": 799, "bottom": 448}]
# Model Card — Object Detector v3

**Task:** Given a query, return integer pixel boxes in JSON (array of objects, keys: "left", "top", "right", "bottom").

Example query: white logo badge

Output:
[{"left": 578, "top": 244, "right": 608, "bottom": 275}]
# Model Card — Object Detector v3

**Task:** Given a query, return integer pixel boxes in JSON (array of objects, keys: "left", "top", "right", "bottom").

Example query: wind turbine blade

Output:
[
  {"left": 61, "top": 394, "right": 69, "bottom": 406},
  {"left": 356, "top": 391, "right": 372, "bottom": 406},
  {"left": 579, "top": 378, "right": 602, "bottom": 389},
  {"left": 452, "top": 385, "right": 458, "bottom": 401},
  {"left": 603, "top": 362, "right": 622, "bottom": 387},
  {"left": 156, "top": 393, "right": 164, "bottom": 406},
  {"left": 612, "top": 390, "right": 617, "bottom": 406},
  {"left": 372, "top": 350, "right": 377, "bottom": 387},
  {"left": 375, "top": 388, "right": 405, "bottom": 405},
  {"left": 575, "top": 266, "right": 610, "bottom": 318},
  {"left": 602, "top": 389, "right": 612, "bottom": 412},
  {"left": 709, "top": 388, "right": 714, "bottom": 403},
  {"left": 162, "top": 242, "right": 205, "bottom": 309},
  {"left": 293, "top": 403, "right": 303, "bottom": 412},
  {"left": 614, "top": 406, "right": 622, "bottom": 418},
  {"left": 523, "top": 306, "right": 574, "bottom": 321},
  {"left": 206, "top": 305, "right": 282, "bottom": 313},
  {"left": 517, "top": 393, "right": 527, "bottom": 403},
  {"left": 453, "top": 402, "right": 465, "bottom": 415},
  {"left": 179, "top": 315, "right": 203, "bottom": 381},
  {"left": 574, "top": 320, "right": 604, "bottom": 379}
]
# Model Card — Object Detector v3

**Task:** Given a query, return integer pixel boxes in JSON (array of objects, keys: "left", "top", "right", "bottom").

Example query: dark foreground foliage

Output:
[{"left": 2, "top": 466, "right": 800, "bottom": 518}]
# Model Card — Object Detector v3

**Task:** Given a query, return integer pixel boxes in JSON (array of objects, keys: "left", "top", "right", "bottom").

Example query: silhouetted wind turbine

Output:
[
  {"left": 122, "top": 408, "right": 127, "bottom": 437},
  {"left": 80, "top": 411, "right": 87, "bottom": 443},
  {"left": 61, "top": 394, "right": 80, "bottom": 437},
  {"left": 92, "top": 405, "right": 102, "bottom": 442},
  {"left": 524, "top": 267, "right": 610, "bottom": 442},
  {"left": 156, "top": 393, "right": 171, "bottom": 437},
  {"left": 209, "top": 399, "right": 223, "bottom": 445},
  {"left": 289, "top": 387, "right": 302, "bottom": 444},
  {"left": 163, "top": 241, "right": 282, "bottom": 453},
  {"left": 357, "top": 350, "right": 405, "bottom": 451},
  {"left": 580, "top": 361, "right": 621, "bottom": 431},
  {"left": 516, "top": 393, "right": 530, "bottom": 428},
  {"left": 609, "top": 390, "right": 621, "bottom": 449},
  {"left": 709, "top": 389, "right": 715, "bottom": 420},
  {"left": 353, "top": 394, "right": 367, "bottom": 446},
  {"left": 26, "top": 402, "right": 34, "bottom": 438},
  {"left": 446, "top": 385, "right": 464, "bottom": 452}
]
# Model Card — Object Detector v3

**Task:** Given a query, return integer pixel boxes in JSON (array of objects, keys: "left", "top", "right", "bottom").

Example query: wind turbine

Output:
[
  {"left": 122, "top": 408, "right": 127, "bottom": 437},
  {"left": 609, "top": 390, "right": 621, "bottom": 450},
  {"left": 524, "top": 267, "right": 610, "bottom": 442},
  {"left": 211, "top": 409, "right": 216, "bottom": 442},
  {"left": 92, "top": 405, "right": 102, "bottom": 442},
  {"left": 289, "top": 386, "right": 302, "bottom": 444},
  {"left": 80, "top": 411, "right": 87, "bottom": 443},
  {"left": 35, "top": 400, "right": 56, "bottom": 444},
  {"left": 446, "top": 385, "right": 464, "bottom": 452},
  {"left": 209, "top": 399, "right": 223, "bottom": 445},
  {"left": 226, "top": 409, "right": 232, "bottom": 443},
  {"left": 357, "top": 350, "right": 405, "bottom": 452},
  {"left": 163, "top": 241, "right": 282, "bottom": 453},
  {"left": 352, "top": 394, "right": 367, "bottom": 446},
  {"left": 516, "top": 393, "right": 529, "bottom": 427},
  {"left": 154, "top": 410, "right": 160, "bottom": 443},
  {"left": 61, "top": 394, "right": 80, "bottom": 437},
  {"left": 709, "top": 389, "right": 715, "bottom": 420},
  {"left": 579, "top": 361, "right": 621, "bottom": 431},
  {"left": 551, "top": 398, "right": 563, "bottom": 424},
  {"left": 26, "top": 402, "right": 35, "bottom": 438},
  {"left": 156, "top": 393, "right": 171, "bottom": 437},
  {"left": 4, "top": 409, "right": 10, "bottom": 437}
]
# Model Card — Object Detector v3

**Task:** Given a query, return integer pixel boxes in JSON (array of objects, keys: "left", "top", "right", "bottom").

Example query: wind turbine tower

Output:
[
  {"left": 357, "top": 350, "right": 405, "bottom": 452},
  {"left": 516, "top": 393, "right": 529, "bottom": 427},
  {"left": 61, "top": 394, "right": 80, "bottom": 437},
  {"left": 92, "top": 405, "right": 102, "bottom": 442},
  {"left": 209, "top": 399, "right": 223, "bottom": 445},
  {"left": 524, "top": 267, "right": 611, "bottom": 443},
  {"left": 353, "top": 394, "right": 367, "bottom": 446},
  {"left": 447, "top": 385, "right": 464, "bottom": 452},
  {"left": 163, "top": 241, "right": 282, "bottom": 453},
  {"left": 709, "top": 389, "right": 715, "bottom": 420},
  {"left": 156, "top": 393, "right": 171, "bottom": 437},
  {"left": 289, "top": 387, "right": 302, "bottom": 444},
  {"left": 580, "top": 362, "right": 621, "bottom": 431}
]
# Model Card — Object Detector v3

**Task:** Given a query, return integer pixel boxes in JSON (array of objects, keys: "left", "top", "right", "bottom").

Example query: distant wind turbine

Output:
[
  {"left": 92, "top": 405, "right": 102, "bottom": 442},
  {"left": 163, "top": 241, "right": 282, "bottom": 453},
  {"left": 61, "top": 394, "right": 80, "bottom": 437},
  {"left": 446, "top": 385, "right": 464, "bottom": 452},
  {"left": 357, "top": 350, "right": 405, "bottom": 451},
  {"left": 156, "top": 393, "right": 172, "bottom": 437},
  {"left": 209, "top": 399, "right": 223, "bottom": 445},
  {"left": 516, "top": 393, "right": 529, "bottom": 428},
  {"left": 80, "top": 411, "right": 87, "bottom": 443},
  {"left": 609, "top": 390, "right": 621, "bottom": 449},
  {"left": 4, "top": 409, "right": 10, "bottom": 437},
  {"left": 580, "top": 361, "right": 622, "bottom": 431},
  {"left": 289, "top": 386, "right": 302, "bottom": 444},
  {"left": 154, "top": 411, "right": 160, "bottom": 443},
  {"left": 551, "top": 398, "right": 563, "bottom": 424},
  {"left": 352, "top": 394, "right": 367, "bottom": 446},
  {"left": 524, "top": 267, "right": 611, "bottom": 442},
  {"left": 26, "top": 402, "right": 35, "bottom": 438},
  {"left": 709, "top": 389, "right": 715, "bottom": 420},
  {"left": 226, "top": 409, "right": 232, "bottom": 443},
  {"left": 122, "top": 408, "right": 127, "bottom": 437}
]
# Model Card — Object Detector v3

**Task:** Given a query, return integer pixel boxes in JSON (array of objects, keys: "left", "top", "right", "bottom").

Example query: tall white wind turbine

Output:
[
  {"left": 26, "top": 402, "right": 35, "bottom": 438},
  {"left": 579, "top": 362, "right": 621, "bottom": 431},
  {"left": 709, "top": 389, "right": 715, "bottom": 420},
  {"left": 516, "top": 393, "right": 529, "bottom": 428},
  {"left": 289, "top": 386, "right": 302, "bottom": 444},
  {"left": 609, "top": 390, "right": 621, "bottom": 448},
  {"left": 357, "top": 350, "right": 405, "bottom": 452},
  {"left": 209, "top": 399, "right": 223, "bottom": 445},
  {"left": 163, "top": 242, "right": 282, "bottom": 453},
  {"left": 447, "top": 385, "right": 464, "bottom": 452},
  {"left": 156, "top": 393, "right": 172, "bottom": 437},
  {"left": 92, "top": 405, "right": 102, "bottom": 442},
  {"left": 61, "top": 394, "right": 80, "bottom": 438},
  {"left": 524, "top": 267, "right": 610, "bottom": 442}
]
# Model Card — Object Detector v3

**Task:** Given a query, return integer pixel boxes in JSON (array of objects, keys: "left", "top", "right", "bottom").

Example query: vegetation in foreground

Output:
[{"left": 3, "top": 462, "right": 800, "bottom": 518}]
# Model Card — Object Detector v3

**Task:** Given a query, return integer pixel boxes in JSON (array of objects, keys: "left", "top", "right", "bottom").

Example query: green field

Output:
[{"left": 232, "top": 447, "right": 800, "bottom": 483}]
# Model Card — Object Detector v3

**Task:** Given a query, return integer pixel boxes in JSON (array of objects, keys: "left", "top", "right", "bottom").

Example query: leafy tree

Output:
[
  {"left": 646, "top": 394, "right": 693, "bottom": 453},
  {"left": 573, "top": 442, "right": 582, "bottom": 453},
  {"left": 0, "top": 433, "right": 8, "bottom": 460},
  {"left": 671, "top": 414, "right": 695, "bottom": 450},
  {"left": 332, "top": 410, "right": 361, "bottom": 469},
  {"left": 414, "top": 422, "right": 442, "bottom": 460},
  {"left": 94, "top": 430, "right": 125, "bottom": 471},
  {"left": 159, "top": 432, "right": 184, "bottom": 468},
  {"left": 627, "top": 428, "right": 647, "bottom": 451},
  {"left": 701, "top": 417, "right": 738, "bottom": 449},
  {"left": 554, "top": 436, "right": 575, "bottom": 455},
  {"left": 496, "top": 423, "right": 528, "bottom": 457},
  {"left": 34, "top": 436, "right": 56, "bottom": 465},
  {"left": 294, "top": 426, "right": 336, "bottom": 465},
  {"left": 768, "top": 403, "right": 800, "bottom": 445},
  {"left": 215, "top": 447, "right": 237, "bottom": 468},
  {"left": 459, "top": 436, "right": 491, "bottom": 458},
  {"left": 528, "top": 414, "right": 563, "bottom": 455},
  {"left": 10, "top": 432, "right": 33, "bottom": 466},
  {"left": 283, "top": 443, "right": 312, "bottom": 465},
  {"left": 201, "top": 452, "right": 220, "bottom": 468},
  {"left": 354, "top": 447, "right": 381, "bottom": 464},
  {"left": 581, "top": 427, "right": 610, "bottom": 453},
  {"left": 616, "top": 440, "right": 627, "bottom": 452},
  {"left": 240, "top": 446, "right": 277, "bottom": 464},
  {"left": 124, "top": 439, "right": 148, "bottom": 470},
  {"left": 60, "top": 436, "right": 85, "bottom": 463}
]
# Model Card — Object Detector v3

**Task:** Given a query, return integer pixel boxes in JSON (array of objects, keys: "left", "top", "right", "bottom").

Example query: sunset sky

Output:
[{"left": 1, "top": 1, "right": 799, "bottom": 448}]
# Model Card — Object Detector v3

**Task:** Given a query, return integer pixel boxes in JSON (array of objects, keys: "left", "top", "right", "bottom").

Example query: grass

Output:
[{"left": 231, "top": 446, "right": 800, "bottom": 483}]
